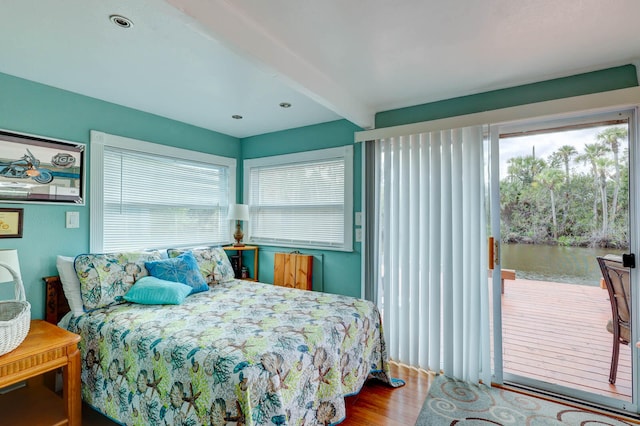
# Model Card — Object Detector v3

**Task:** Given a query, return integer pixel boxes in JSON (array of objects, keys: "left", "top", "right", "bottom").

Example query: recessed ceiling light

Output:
[
  {"left": 232, "top": 115, "right": 243, "bottom": 120},
  {"left": 279, "top": 102, "right": 292, "bottom": 108},
  {"left": 110, "top": 15, "right": 133, "bottom": 28}
]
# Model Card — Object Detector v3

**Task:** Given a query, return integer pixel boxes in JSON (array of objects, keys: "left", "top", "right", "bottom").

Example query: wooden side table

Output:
[
  {"left": 0, "top": 319, "right": 81, "bottom": 426},
  {"left": 223, "top": 245, "right": 259, "bottom": 281}
]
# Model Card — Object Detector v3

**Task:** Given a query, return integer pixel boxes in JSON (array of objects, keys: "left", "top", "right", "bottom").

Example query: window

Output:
[
  {"left": 244, "top": 146, "right": 353, "bottom": 251},
  {"left": 90, "top": 131, "right": 236, "bottom": 252}
]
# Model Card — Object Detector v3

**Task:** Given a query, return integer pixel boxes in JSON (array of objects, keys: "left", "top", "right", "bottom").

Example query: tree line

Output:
[{"left": 500, "top": 126, "right": 628, "bottom": 249}]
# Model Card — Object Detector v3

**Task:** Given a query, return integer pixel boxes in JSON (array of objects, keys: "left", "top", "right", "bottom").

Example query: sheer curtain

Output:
[{"left": 370, "top": 126, "right": 491, "bottom": 384}]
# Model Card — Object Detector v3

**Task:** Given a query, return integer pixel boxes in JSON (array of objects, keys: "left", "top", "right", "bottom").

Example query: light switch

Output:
[
  {"left": 355, "top": 212, "right": 362, "bottom": 226},
  {"left": 355, "top": 228, "right": 363, "bottom": 242},
  {"left": 66, "top": 211, "right": 79, "bottom": 229}
]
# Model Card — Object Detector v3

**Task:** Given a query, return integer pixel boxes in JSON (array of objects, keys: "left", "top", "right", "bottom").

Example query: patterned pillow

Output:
[
  {"left": 167, "top": 247, "right": 235, "bottom": 285},
  {"left": 145, "top": 252, "right": 209, "bottom": 294},
  {"left": 74, "top": 251, "right": 163, "bottom": 310}
]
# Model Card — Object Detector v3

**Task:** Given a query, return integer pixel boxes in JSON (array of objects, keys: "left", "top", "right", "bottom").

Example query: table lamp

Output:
[{"left": 227, "top": 203, "right": 250, "bottom": 246}]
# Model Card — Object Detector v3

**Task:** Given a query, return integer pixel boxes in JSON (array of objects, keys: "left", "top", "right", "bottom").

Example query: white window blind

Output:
[
  {"left": 90, "top": 131, "right": 236, "bottom": 252},
  {"left": 244, "top": 146, "right": 353, "bottom": 251}
]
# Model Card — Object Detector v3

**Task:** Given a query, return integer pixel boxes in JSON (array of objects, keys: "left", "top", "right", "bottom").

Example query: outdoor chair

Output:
[{"left": 597, "top": 255, "right": 631, "bottom": 384}]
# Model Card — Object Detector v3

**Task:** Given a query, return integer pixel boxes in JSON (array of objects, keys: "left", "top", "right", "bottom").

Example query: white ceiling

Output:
[{"left": 1, "top": 0, "right": 639, "bottom": 138}]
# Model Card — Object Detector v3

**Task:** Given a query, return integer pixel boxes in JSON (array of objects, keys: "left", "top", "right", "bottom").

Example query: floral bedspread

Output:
[{"left": 65, "top": 280, "right": 398, "bottom": 425}]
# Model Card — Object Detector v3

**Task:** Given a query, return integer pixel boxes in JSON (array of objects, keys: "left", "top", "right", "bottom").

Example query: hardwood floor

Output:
[
  {"left": 342, "top": 362, "right": 434, "bottom": 426},
  {"left": 82, "top": 362, "right": 433, "bottom": 425}
]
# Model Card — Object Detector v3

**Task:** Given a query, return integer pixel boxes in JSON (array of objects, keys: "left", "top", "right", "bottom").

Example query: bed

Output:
[{"left": 44, "top": 250, "right": 400, "bottom": 426}]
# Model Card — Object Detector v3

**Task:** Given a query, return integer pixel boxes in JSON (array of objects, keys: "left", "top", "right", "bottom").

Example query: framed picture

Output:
[
  {"left": 0, "top": 130, "right": 85, "bottom": 204},
  {"left": 0, "top": 208, "right": 23, "bottom": 238}
]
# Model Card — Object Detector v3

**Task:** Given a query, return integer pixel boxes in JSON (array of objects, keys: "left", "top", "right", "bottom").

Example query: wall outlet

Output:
[
  {"left": 66, "top": 211, "right": 79, "bottom": 229},
  {"left": 355, "top": 228, "right": 363, "bottom": 242}
]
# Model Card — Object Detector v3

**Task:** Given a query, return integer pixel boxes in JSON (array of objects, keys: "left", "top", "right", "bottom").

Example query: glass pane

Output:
[{"left": 498, "top": 117, "right": 632, "bottom": 403}]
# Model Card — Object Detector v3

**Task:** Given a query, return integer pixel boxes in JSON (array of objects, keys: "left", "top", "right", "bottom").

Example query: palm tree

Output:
[
  {"left": 551, "top": 145, "right": 578, "bottom": 184},
  {"left": 506, "top": 155, "right": 546, "bottom": 186},
  {"left": 535, "top": 168, "right": 564, "bottom": 239},
  {"left": 576, "top": 142, "right": 610, "bottom": 236},
  {"left": 595, "top": 156, "right": 613, "bottom": 236},
  {"left": 597, "top": 126, "right": 628, "bottom": 228},
  {"left": 550, "top": 145, "right": 578, "bottom": 233}
]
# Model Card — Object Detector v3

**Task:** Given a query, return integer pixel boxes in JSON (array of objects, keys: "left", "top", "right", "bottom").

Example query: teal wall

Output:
[
  {"left": 1, "top": 63, "right": 637, "bottom": 318},
  {"left": 240, "top": 120, "right": 363, "bottom": 297},
  {"left": 376, "top": 65, "right": 638, "bottom": 128},
  {"left": 0, "top": 72, "right": 240, "bottom": 319}
]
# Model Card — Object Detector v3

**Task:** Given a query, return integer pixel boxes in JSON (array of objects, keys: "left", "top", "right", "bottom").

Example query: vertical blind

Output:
[
  {"left": 373, "top": 126, "right": 491, "bottom": 384},
  {"left": 102, "top": 147, "right": 230, "bottom": 251},
  {"left": 246, "top": 148, "right": 351, "bottom": 249}
]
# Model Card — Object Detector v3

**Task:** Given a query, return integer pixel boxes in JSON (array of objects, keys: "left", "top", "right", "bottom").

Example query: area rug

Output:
[{"left": 416, "top": 375, "right": 634, "bottom": 425}]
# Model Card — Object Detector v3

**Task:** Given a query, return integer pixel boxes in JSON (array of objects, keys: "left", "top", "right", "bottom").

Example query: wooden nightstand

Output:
[
  {"left": 0, "top": 319, "right": 81, "bottom": 426},
  {"left": 223, "top": 245, "right": 259, "bottom": 281}
]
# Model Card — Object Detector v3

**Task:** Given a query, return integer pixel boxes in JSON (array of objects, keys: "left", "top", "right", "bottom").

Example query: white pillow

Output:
[{"left": 56, "top": 255, "right": 85, "bottom": 316}]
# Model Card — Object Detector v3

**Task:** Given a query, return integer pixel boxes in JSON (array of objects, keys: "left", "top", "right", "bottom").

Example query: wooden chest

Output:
[{"left": 273, "top": 252, "right": 313, "bottom": 291}]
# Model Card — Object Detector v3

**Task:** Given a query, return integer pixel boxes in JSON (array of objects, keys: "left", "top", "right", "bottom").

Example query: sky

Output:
[{"left": 498, "top": 125, "right": 617, "bottom": 179}]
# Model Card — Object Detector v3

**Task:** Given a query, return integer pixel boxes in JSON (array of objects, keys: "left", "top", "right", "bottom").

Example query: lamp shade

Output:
[
  {"left": 0, "top": 249, "right": 21, "bottom": 284},
  {"left": 227, "top": 203, "right": 249, "bottom": 221}
]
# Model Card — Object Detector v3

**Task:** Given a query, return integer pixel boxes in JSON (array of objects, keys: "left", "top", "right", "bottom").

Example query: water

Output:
[{"left": 501, "top": 243, "right": 626, "bottom": 286}]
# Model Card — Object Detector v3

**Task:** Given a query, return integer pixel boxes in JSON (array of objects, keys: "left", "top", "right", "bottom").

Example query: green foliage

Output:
[{"left": 499, "top": 126, "right": 628, "bottom": 249}]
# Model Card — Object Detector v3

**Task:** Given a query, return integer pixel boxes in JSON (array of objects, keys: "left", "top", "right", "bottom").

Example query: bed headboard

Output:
[{"left": 43, "top": 276, "right": 70, "bottom": 324}]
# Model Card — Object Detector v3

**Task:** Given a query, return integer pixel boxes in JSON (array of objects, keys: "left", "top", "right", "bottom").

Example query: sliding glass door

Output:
[{"left": 490, "top": 108, "right": 639, "bottom": 412}]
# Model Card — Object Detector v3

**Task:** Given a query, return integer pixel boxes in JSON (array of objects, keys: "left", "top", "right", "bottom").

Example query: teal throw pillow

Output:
[
  {"left": 145, "top": 252, "right": 209, "bottom": 294},
  {"left": 123, "top": 276, "right": 192, "bottom": 305},
  {"left": 167, "top": 246, "right": 235, "bottom": 285}
]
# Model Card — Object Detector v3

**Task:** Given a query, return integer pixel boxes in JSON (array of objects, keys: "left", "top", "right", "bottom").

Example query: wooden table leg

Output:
[{"left": 64, "top": 344, "right": 81, "bottom": 426}]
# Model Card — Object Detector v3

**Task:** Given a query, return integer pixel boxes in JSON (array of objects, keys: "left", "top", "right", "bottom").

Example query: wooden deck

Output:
[{"left": 500, "top": 278, "right": 632, "bottom": 401}]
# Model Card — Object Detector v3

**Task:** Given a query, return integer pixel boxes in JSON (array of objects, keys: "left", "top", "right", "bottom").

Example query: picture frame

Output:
[
  {"left": 0, "top": 208, "right": 23, "bottom": 238},
  {"left": 0, "top": 129, "right": 85, "bottom": 204}
]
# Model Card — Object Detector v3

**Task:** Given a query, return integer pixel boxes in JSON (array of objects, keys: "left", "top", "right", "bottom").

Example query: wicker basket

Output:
[{"left": 0, "top": 263, "right": 30, "bottom": 356}]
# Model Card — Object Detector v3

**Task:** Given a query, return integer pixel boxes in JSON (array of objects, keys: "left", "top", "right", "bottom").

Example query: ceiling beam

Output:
[{"left": 166, "top": 0, "right": 375, "bottom": 129}]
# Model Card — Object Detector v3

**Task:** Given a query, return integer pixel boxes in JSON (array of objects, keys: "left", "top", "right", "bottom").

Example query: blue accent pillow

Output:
[
  {"left": 123, "top": 276, "right": 193, "bottom": 305},
  {"left": 145, "top": 252, "right": 209, "bottom": 294}
]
